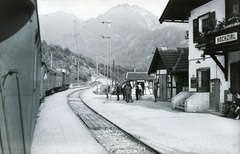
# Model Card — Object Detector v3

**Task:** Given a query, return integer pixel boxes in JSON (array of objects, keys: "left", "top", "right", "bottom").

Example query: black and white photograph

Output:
[{"left": 0, "top": 0, "right": 240, "bottom": 153}]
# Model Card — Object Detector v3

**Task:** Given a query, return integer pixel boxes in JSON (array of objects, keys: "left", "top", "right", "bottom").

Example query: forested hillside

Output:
[
  {"left": 41, "top": 41, "right": 131, "bottom": 83},
  {"left": 39, "top": 4, "right": 188, "bottom": 71}
]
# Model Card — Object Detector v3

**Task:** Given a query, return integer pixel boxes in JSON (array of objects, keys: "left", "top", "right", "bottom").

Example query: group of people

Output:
[
  {"left": 223, "top": 92, "right": 240, "bottom": 120},
  {"left": 115, "top": 82, "right": 145, "bottom": 103}
]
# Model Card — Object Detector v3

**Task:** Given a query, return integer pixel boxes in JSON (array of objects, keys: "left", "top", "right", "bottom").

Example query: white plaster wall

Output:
[
  {"left": 229, "top": 51, "right": 240, "bottom": 65},
  {"left": 171, "top": 91, "right": 194, "bottom": 109},
  {"left": 188, "top": 0, "right": 228, "bottom": 103},
  {"left": 185, "top": 93, "right": 210, "bottom": 112}
]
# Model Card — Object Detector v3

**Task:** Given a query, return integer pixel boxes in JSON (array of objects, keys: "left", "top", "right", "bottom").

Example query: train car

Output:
[
  {"left": 53, "top": 70, "right": 63, "bottom": 92},
  {"left": 0, "top": 0, "right": 41, "bottom": 153},
  {"left": 62, "top": 71, "right": 70, "bottom": 90},
  {"left": 45, "top": 69, "right": 56, "bottom": 95},
  {"left": 41, "top": 64, "right": 70, "bottom": 96},
  {"left": 40, "top": 62, "right": 48, "bottom": 98}
]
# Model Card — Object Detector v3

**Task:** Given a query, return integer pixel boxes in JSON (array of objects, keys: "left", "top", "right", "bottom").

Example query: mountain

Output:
[
  {"left": 96, "top": 4, "right": 162, "bottom": 31},
  {"left": 39, "top": 4, "right": 188, "bottom": 71}
]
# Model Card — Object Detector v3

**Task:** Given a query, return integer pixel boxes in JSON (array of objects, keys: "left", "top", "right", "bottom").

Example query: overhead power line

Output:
[{"left": 74, "top": 21, "right": 103, "bottom": 38}]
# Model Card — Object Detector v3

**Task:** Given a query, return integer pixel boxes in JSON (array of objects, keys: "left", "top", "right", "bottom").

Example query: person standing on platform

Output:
[
  {"left": 135, "top": 83, "right": 139, "bottom": 100},
  {"left": 141, "top": 82, "right": 145, "bottom": 96},
  {"left": 154, "top": 82, "right": 158, "bottom": 102},
  {"left": 116, "top": 83, "right": 121, "bottom": 101},
  {"left": 138, "top": 83, "right": 143, "bottom": 100},
  {"left": 121, "top": 82, "right": 126, "bottom": 100},
  {"left": 125, "top": 83, "right": 133, "bottom": 103}
]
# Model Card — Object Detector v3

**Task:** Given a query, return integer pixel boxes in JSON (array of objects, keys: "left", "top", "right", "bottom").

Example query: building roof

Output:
[
  {"left": 126, "top": 72, "right": 155, "bottom": 81},
  {"left": 148, "top": 47, "right": 188, "bottom": 75},
  {"left": 159, "top": 0, "right": 212, "bottom": 23}
]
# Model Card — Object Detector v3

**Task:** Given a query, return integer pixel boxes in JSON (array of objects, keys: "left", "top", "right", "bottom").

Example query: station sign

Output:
[{"left": 215, "top": 32, "right": 238, "bottom": 44}]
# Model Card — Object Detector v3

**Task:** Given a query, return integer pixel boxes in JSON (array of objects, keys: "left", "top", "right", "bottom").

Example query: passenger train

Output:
[{"left": 0, "top": 0, "right": 70, "bottom": 153}]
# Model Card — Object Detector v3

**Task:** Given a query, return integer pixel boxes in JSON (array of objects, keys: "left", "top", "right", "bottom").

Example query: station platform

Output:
[
  {"left": 31, "top": 88, "right": 108, "bottom": 154},
  {"left": 31, "top": 87, "right": 240, "bottom": 154}
]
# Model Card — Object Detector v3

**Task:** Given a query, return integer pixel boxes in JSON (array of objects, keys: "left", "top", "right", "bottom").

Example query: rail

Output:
[{"left": 68, "top": 89, "right": 161, "bottom": 154}]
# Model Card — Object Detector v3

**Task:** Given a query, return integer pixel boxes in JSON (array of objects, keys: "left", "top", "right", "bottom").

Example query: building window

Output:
[
  {"left": 230, "top": 61, "right": 240, "bottom": 93},
  {"left": 193, "top": 12, "right": 216, "bottom": 43},
  {"left": 199, "top": 14, "right": 210, "bottom": 33},
  {"left": 197, "top": 68, "right": 210, "bottom": 92},
  {"left": 191, "top": 76, "right": 197, "bottom": 88},
  {"left": 226, "top": 0, "right": 240, "bottom": 25}
]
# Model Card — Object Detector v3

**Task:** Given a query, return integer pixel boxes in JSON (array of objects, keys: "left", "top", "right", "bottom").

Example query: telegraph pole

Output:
[
  {"left": 73, "top": 20, "right": 80, "bottom": 86},
  {"left": 73, "top": 20, "right": 79, "bottom": 53},
  {"left": 50, "top": 53, "right": 53, "bottom": 69},
  {"left": 96, "top": 54, "right": 98, "bottom": 75},
  {"left": 101, "top": 20, "right": 111, "bottom": 86},
  {"left": 77, "top": 61, "right": 79, "bottom": 86},
  {"left": 108, "top": 20, "right": 112, "bottom": 86}
]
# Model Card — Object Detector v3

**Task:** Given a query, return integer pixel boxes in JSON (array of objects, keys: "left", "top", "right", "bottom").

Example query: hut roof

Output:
[
  {"left": 126, "top": 72, "right": 154, "bottom": 81},
  {"left": 148, "top": 47, "right": 188, "bottom": 75}
]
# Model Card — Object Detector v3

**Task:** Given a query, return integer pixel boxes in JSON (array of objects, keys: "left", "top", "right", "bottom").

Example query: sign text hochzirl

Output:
[{"left": 215, "top": 32, "right": 238, "bottom": 44}]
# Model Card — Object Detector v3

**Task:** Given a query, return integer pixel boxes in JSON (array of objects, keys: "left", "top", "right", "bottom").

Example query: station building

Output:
[{"left": 159, "top": 0, "right": 240, "bottom": 112}]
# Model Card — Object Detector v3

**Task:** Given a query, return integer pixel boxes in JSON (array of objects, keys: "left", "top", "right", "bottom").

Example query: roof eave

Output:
[
  {"left": 159, "top": 20, "right": 189, "bottom": 24},
  {"left": 159, "top": 0, "right": 212, "bottom": 24}
]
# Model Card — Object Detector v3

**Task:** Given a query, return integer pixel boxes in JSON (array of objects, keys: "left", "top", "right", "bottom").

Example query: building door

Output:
[
  {"left": 197, "top": 68, "right": 210, "bottom": 92},
  {"left": 210, "top": 78, "right": 220, "bottom": 110},
  {"left": 158, "top": 74, "right": 167, "bottom": 100}
]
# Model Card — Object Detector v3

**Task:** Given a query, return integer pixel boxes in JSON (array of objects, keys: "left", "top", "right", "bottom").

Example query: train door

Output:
[{"left": 0, "top": 75, "right": 10, "bottom": 153}]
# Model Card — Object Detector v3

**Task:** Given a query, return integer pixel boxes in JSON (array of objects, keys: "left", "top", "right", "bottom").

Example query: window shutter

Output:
[
  {"left": 209, "top": 11, "right": 216, "bottom": 31},
  {"left": 193, "top": 18, "right": 199, "bottom": 43},
  {"left": 230, "top": 62, "right": 240, "bottom": 93}
]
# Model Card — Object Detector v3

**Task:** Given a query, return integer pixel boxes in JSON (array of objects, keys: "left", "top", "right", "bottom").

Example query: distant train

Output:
[
  {"left": 40, "top": 62, "right": 70, "bottom": 97},
  {"left": 0, "top": 1, "right": 70, "bottom": 153}
]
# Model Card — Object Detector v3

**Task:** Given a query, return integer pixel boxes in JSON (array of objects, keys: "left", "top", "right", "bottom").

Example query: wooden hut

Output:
[
  {"left": 125, "top": 72, "right": 155, "bottom": 94},
  {"left": 148, "top": 47, "right": 189, "bottom": 100}
]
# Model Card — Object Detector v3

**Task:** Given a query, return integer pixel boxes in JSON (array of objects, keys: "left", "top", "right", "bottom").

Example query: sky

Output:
[{"left": 37, "top": 0, "right": 169, "bottom": 20}]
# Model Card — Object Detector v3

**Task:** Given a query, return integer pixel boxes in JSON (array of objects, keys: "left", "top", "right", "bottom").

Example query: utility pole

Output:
[
  {"left": 96, "top": 54, "right": 98, "bottom": 75},
  {"left": 50, "top": 53, "right": 53, "bottom": 69},
  {"left": 73, "top": 20, "right": 79, "bottom": 53},
  {"left": 101, "top": 20, "right": 111, "bottom": 86},
  {"left": 108, "top": 20, "right": 112, "bottom": 86},
  {"left": 73, "top": 20, "right": 80, "bottom": 86},
  {"left": 77, "top": 61, "right": 79, "bottom": 86},
  {"left": 112, "top": 60, "right": 115, "bottom": 85}
]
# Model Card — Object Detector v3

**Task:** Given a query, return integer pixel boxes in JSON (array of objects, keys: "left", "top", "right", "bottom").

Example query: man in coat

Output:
[
  {"left": 116, "top": 83, "right": 121, "bottom": 101},
  {"left": 125, "top": 83, "right": 133, "bottom": 103},
  {"left": 154, "top": 82, "right": 158, "bottom": 102},
  {"left": 121, "top": 82, "right": 126, "bottom": 100}
]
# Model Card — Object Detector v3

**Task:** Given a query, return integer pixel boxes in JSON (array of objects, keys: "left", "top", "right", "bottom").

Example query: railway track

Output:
[{"left": 68, "top": 89, "right": 160, "bottom": 154}]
